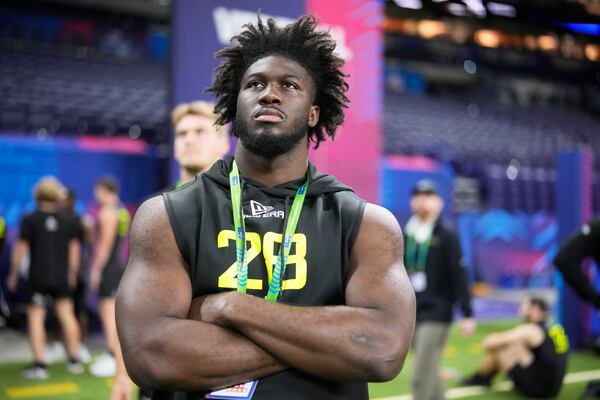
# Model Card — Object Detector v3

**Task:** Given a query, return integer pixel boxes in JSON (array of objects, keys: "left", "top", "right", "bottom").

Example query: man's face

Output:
[
  {"left": 94, "top": 185, "right": 108, "bottom": 205},
  {"left": 410, "top": 193, "right": 442, "bottom": 219},
  {"left": 174, "top": 114, "right": 229, "bottom": 172},
  {"left": 234, "top": 55, "right": 320, "bottom": 158},
  {"left": 519, "top": 298, "right": 533, "bottom": 321}
]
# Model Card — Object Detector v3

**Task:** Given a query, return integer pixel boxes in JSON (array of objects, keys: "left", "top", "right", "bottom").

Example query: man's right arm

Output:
[
  {"left": 116, "top": 196, "right": 286, "bottom": 391},
  {"left": 553, "top": 220, "right": 600, "bottom": 309}
]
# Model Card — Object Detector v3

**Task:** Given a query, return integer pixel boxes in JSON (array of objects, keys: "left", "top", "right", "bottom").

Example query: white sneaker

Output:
[
  {"left": 22, "top": 364, "right": 49, "bottom": 380},
  {"left": 89, "top": 352, "right": 116, "bottom": 377},
  {"left": 46, "top": 341, "right": 67, "bottom": 363},
  {"left": 79, "top": 344, "right": 92, "bottom": 364},
  {"left": 66, "top": 360, "right": 84, "bottom": 374}
]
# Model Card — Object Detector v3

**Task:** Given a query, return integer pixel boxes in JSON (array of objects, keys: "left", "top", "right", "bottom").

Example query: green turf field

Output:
[{"left": 0, "top": 320, "right": 597, "bottom": 399}]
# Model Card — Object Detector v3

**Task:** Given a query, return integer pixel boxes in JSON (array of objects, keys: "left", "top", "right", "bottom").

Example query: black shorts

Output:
[
  {"left": 509, "top": 364, "right": 561, "bottom": 398},
  {"left": 99, "top": 263, "right": 124, "bottom": 298},
  {"left": 27, "top": 286, "right": 72, "bottom": 306}
]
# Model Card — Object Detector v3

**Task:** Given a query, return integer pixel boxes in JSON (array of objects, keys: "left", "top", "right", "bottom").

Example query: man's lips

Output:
[{"left": 254, "top": 108, "right": 285, "bottom": 122}]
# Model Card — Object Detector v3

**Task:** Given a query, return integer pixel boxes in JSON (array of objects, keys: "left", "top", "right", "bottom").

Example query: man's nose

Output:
[{"left": 259, "top": 84, "right": 282, "bottom": 105}]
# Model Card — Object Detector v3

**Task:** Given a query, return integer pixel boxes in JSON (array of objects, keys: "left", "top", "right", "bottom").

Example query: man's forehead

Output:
[{"left": 243, "top": 55, "right": 312, "bottom": 81}]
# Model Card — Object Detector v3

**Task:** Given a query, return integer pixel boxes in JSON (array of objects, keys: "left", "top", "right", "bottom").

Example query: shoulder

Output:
[
  {"left": 520, "top": 323, "right": 545, "bottom": 343},
  {"left": 436, "top": 218, "right": 457, "bottom": 234},
  {"left": 359, "top": 203, "right": 403, "bottom": 243},
  {"left": 130, "top": 196, "right": 170, "bottom": 244},
  {"left": 21, "top": 212, "right": 37, "bottom": 225}
]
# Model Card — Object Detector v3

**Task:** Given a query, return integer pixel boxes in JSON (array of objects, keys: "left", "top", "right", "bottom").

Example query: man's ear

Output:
[{"left": 308, "top": 105, "right": 320, "bottom": 128}]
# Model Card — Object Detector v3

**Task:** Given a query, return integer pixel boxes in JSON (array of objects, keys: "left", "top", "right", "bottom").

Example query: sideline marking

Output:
[
  {"left": 6, "top": 382, "right": 79, "bottom": 398},
  {"left": 373, "top": 368, "right": 600, "bottom": 400}
]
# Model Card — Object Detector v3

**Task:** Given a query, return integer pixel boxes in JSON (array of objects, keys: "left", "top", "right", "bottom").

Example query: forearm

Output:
[
  {"left": 10, "top": 243, "right": 26, "bottom": 276},
  {"left": 118, "top": 315, "right": 286, "bottom": 391},
  {"left": 217, "top": 293, "right": 407, "bottom": 381},
  {"left": 91, "top": 246, "right": 111, "bottom": 273},
  {"left": 69, "top": 241, "right": 80, "bottom": 276}
]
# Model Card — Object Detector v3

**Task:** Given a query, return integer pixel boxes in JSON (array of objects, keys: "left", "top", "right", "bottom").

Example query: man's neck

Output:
[
  {"left": 38, "top": 202, "right": 58, "bottom": 212},
  {"left": 415, "top": 214, "right": 438, "bottom": 225},
  {"left": 234, "top": 140, "right": 309, "bottom": 187},
  {"left": 179, "top": 167, "right": 201, "bottom": 185}
]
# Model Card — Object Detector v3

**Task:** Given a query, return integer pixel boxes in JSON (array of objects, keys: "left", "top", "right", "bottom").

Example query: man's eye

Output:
[
  {"left": 283, "top": 82, "right": 299, "bottom": 89},
  {"left": 248, "top": 81, "right": 264, "bottom": 88}
]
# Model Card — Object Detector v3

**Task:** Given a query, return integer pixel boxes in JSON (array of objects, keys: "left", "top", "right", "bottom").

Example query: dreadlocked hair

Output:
[{"left": 207, "top": 14, "right": 349, "bottom": 148}]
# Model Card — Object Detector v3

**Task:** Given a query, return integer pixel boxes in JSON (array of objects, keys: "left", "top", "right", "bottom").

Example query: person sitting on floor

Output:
[{"left": 461, "top": 296, "right": 569, "bottom": 398}]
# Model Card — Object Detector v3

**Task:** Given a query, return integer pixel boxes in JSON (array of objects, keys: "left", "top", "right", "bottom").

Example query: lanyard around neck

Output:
[
  {"left": 406, "top": 232, "right": 432, "bottom": 271},
  {"left": 229, "top": 159, "right": 309, "bottom": 302}
]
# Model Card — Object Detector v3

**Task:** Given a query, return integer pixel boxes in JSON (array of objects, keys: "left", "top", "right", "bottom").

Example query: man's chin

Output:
[{"left": 181, "top": 162, "right": 205, "bottom": 173}]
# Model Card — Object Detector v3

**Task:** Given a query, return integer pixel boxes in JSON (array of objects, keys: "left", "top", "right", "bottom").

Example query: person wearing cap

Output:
[{"left": 405, "top": 180, "right": 476, "bottom": 400}]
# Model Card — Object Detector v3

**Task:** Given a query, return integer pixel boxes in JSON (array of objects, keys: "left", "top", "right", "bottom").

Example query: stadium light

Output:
[
  {"left": 487, "top": 2, "right": 517, "bottom": 17},
  {"left": 417, "top": 20, "right": 447, "bottom": 39},
  {"left": 394, "top": 0, "right": 423, "bottom": 10},
  {"left": 538, "top": 35, "right": 558, "bottom": 51},
  {"left": 475, "top": 30, "right": 501, "bottom": 48},
  {"left": 585, "top": 44, "right": 600, "bottom": 61}
]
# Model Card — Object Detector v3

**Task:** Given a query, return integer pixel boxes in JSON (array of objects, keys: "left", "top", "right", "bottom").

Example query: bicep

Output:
[
  {"left": 345, "top": 204, "right": 415, "bottom": 320},
  {"left": 116, "top": 197, "right": 192, "bottom": 335}
]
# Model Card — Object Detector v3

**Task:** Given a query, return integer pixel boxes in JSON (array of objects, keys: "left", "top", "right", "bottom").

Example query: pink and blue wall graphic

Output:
[{"left": 172, "top": 0, "right": 382, "bottom": 203}]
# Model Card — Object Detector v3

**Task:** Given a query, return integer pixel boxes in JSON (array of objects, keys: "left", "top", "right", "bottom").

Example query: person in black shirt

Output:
[
  {"left": 462, "top": 296, "right": 569, "bottom": 398},
  {"left": 405, "top": 180, "right": 476, "bottom": 400},
  {"left": 553, "top": 217, "right": 600, "bottom": 310},
  {"left": 552, "top": 217, "right": 600, "bottom": 398},
  {"left": 6, "top": 177, "right": 83, "bottom": 378},
  {"left": 116, "top": 14, "right": 416, "bottom": 400}
]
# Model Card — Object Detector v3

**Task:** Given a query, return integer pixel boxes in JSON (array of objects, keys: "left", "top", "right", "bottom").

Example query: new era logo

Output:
[{"left": 250, "top": 200, "right": 274, "bottom": 217}]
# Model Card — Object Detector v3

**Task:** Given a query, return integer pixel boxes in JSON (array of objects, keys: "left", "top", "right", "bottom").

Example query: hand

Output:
[
  {"left": 459, "top": 318, "right": 477, "bottom": 338},
  {"left": 188, "top": 291, "right": 240, "bottom": 325},
  {"left": 110, "top": 373, "right": 133, "bottom": 400},
  {"left": 89, "top": 268, "right": 101, "bottom": 293},
  {"left": 6, "top": 273, "right": 18, "bottom": 293}
]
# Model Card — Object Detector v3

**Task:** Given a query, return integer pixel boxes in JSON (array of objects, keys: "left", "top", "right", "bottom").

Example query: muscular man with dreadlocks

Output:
[{"left": 116, "top": 15, "right": 415, "bottom": 400}]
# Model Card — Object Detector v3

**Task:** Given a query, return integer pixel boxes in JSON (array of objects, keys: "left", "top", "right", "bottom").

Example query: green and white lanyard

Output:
[
  {"left": 405, "top": 233, "right": 432, "bottom": 272},
  {"left": 229, "top": 159, "right": 309, "bottom": 302}
]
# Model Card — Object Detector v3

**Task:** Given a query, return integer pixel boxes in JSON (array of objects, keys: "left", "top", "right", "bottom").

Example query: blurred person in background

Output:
[
  {"left": 461, "top": 296, "right": 569, "bottom": 399},
  {"left": 129, "top": 101, "right": 230, "bottom": 400},
  {"left": 63, "top": 188, "right": 93, "bottom": 363},
  {"left": 6, "top": 176, "right": 83, "bottom": 378},
  {"left": 169, "top": 100, "right": 230, "bottom": 190},
  {"left": 553, "top": 216, "right": 600, "bottom": 399},
  {"left": 405, "top": 179, "right": 476, "bottom": 400},
  {"left": 0, "top": 214, "right": 5, "bottom": 255},
  {"left": 0, "top": 214, "right": 7, "bottom": 327},
  {"left": 89, "top": 176, "right": 130, "bottom": 378}
]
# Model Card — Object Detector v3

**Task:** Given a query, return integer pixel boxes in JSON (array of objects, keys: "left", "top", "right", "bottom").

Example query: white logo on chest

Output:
[
  {"left": 247, "top": 200, "right": 284, "bottom": 219},
  {"left": 45, "top": 216, "right": 59, "bottom": 232}
]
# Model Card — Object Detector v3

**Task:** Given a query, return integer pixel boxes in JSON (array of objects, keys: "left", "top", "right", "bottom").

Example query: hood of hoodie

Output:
[{"left": 203, "top": 157, "right": 354, "bottom": 199}]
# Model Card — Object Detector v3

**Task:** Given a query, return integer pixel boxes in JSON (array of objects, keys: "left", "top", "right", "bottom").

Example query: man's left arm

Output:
[
  {"left": 483, "top": 324, "right": 544, "bottom": 351},
  {"left": 196, "top": 204, "right": 416, "bottom": 382}
]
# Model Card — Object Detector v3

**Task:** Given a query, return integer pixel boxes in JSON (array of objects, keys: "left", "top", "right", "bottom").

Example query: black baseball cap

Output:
[{"left": 412, "top": 179, "right": 439, "bottom": 196}]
